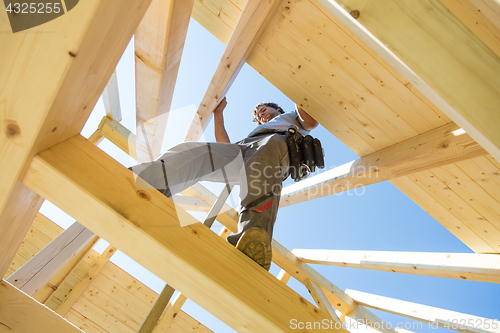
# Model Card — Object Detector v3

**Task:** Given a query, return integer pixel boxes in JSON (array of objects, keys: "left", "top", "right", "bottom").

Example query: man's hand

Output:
[
  {"left": 296, "top": 104, "right": 318, "bottom": 130},
  {"left": 213, "top": 97, "right": 230, "bottom": 143},
  {"left": 214, "top": 97, "right": 227, "bottom": 116}
]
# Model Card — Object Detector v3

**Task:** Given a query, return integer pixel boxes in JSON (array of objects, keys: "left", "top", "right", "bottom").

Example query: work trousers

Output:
[{"left": 130, "top": 133, "right": 290, "bottom": 246}]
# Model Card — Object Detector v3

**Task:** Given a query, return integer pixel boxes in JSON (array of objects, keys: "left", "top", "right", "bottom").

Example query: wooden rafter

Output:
[
  {"left": 7, "top": 222, "right": 95, "bottom": 296},
  {"left": 318, "top": 0, "right": 500, "bottom": 161},
  {"left": 346, "top": 289, "right": 500, "bottom": 333},
  {"left": 0, "top": 280, "right": 84, "bottom": 333},
  {"left": 23, "top": 135, "right": 340, "bottom": 332},
  {"left": 280, "top": 123, "right": 486, "bottom": 207},
  {"left": 0, "top": 0, "right": 153, "bottom": 278},
  {"left": 184, "top": 0, "right": 282, "bottom": 142},
  {"left": 293, "top": 249, "right": 500, "bottom": 283},
  {"left": 135, "top": 0, "right": 195, "bottom": 161}
]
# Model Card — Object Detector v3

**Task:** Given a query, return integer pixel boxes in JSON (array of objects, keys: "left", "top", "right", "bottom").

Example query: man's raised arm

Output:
[
  {"left": 213, "top": 97, "right": 231, "bottom": 143},
  {"left": 296, "top": 104, "right": 318, "bottom": 130}
]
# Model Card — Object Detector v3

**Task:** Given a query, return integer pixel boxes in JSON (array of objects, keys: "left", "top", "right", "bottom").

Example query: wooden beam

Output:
[
  {"left": 293, "top": 250, "right": 500, "bottom": 283},
  {"left": 303, "top": 279, "right": 341, "bottom": 323},
  {"left": 55, "top": 244, "right": 116, "bottom": 316},
  {"left": 138, "top": 284, "right": 176, "bottom": 333},
  {"left": 0, "top": 280, "right": 84, "bottom": 333},
  {"left": 0, "top": 0, "right": 153, "bottom": 292},
  {"left": 277, "top": 269, "right": 292, "bottom": 284},
  {"left": 98, "top": 116, "right": 137, "bottom": 160},
  {"left": 0, "top": 183, "right": 44, "bottom": 278},
  {"left": 346, "top": 289, "right": 500, "bottom": 333},
  {"left": 280, "top": 123, "right": 486, "bottom": 207},
  {"left": 102, "top": 70, "right": 122, "bottom": 122},
  {"left": 7, "top": 222, "right": 95, "bottom": 296},
  {"left": 317, "top": 0, "right": 500, "bottom": 161},
  {"left": 184, "top": 0, "right": 281, "bottom": 142},
  {"left": 172, "top": 195, "right": 212, "bottom": 212},
  {"left": 135, "top": 0, "right": 195, "bottom": 161},
  {"left": 23, "top": 135, "right": 342, "bottom": 333}
]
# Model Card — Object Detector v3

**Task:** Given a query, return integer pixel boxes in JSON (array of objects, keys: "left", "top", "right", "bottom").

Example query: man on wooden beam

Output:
[{"left": 130, "top": 98, "right": 318, "bottom": 270}]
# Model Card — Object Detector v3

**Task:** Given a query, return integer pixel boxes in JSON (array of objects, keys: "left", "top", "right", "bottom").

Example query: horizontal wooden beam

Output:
[
  {"left": 280, "top": 123, "right": 486, "bottom": 207},
  {"left": 98, "top": 116, "right": 137, "bottom": 160},
  {"left": 318, "top": 0, "right": 500, "bottom": 161},
  {"left": 0, "top": 280, "right": 83, "bottom": 333},
  {"left": 135, "top": 0, "right": 194, "bottom": 161},
  {"left": 23, "top": 135, "right": 340, "bottom": 332},
  {"left": 293, "top": 250, "right": 500, "bottom": 283},
  {"left": 7, "top": 222, "right": 95, "bottom": 296},
  {"left": 346, "top": 289, "right": 500, "bottom": 333},
  {"left": 184, "top": 0, "right": 281, "bottom": 142}
]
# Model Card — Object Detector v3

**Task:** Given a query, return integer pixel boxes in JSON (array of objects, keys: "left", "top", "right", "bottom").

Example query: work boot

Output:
[{"left": 236, "top": 227, "right": 272, "bottom": 271}]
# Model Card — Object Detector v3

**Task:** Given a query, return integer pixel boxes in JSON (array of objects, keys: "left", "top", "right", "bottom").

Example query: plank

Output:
[
  {"left": 276, "top": 0, "right": 447, "bottom": 133},
  {"left": 294, "top": 250, "right": 500, "bottom": 283},
  {"left": 138, "top": 284, "right": 175, "bottom": 333},
  {"left": 23, "top": 135, "right": 342, "bottom": 332},
  {"left": 441, "top": 0, "right": 500, "bottom": 57},
  {"left": 191, "top": 0, "right": 233, "bottom": 45},
  {"left": 7, "top": 222, "right": 95, "bottom": 296},
  {"left": 102, "top": 70, "right": 122, "bottom": 122},
  {"left": 0, "top": 183, "right": 44, "bottom": 278},
  {"left": 411, "top": 170, "right": 500, "bottom": 251},
  {"left": 56, "top": 245, "right": 117, "bottom": 316},
  {"left": 98, "top": 116, "right": 137, "bottom": 160},
  {"left": 34, "top": 235, "right": 100, "bottom": 304},
  {"left": 346, "top": 289, "right": 500, "bottom": 333},
  {"left": 171, "top": 311, "right": 214, "bottom": 333},
  {"left": 280, "top": 123, "right": 486, "bottom": 207},
  {"left": 135, "top": 0, "right": 194, "bottom": 161},
  {"left": 0, "top": 280, "right": 84, "bottom": 333},
  {"left": 325, "top": 0, "right": 500, "bottom": 161},
  {"left": 184, "top": 0, "right": 282, "bottom": 141},
  {"left": 303, "top": 279, "right": 342, "bottom": 323},
  {"left": 390, "top": 176, "right": 497, "bottom": 254}
]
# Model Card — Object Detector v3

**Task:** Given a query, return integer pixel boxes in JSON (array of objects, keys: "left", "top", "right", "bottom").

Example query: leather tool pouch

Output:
[{"left": 285, "top": 127, "right": 325, "bottom": 182}]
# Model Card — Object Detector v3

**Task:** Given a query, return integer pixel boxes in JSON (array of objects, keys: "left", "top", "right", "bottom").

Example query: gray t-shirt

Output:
[{"left": 247, "top": 111, "right": 311, "bottom": 138}]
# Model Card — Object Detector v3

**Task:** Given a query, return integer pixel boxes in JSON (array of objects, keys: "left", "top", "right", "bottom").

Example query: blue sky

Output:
[{"left": 41, "top": 16, "right": 499, "bottom": 333}]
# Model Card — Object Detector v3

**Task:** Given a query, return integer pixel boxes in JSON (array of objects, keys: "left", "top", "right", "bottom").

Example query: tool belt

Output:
[{"left": 286, "top": 126, "right": 325, "bottom": 182}]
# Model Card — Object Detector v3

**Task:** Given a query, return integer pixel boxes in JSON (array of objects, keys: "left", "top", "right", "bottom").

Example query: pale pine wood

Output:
[
  {"left": 280, "top": 123, "right": 486, "bottom": 207},
  {"left": 23, "top": 135, "right": 342, "bottom": 332},
  {"left": 0, "top": 0, "right": 153, "bottom": 289},
  {"left": 390, "top": 176, "right": 498, "bottom": 254},
  {"left": 277, "top": 269, "right": 291, "bottom": 284},
  {"left": 328, "top": 0, "right": 500, "bottom": 161},
  {"left": 0, "top": 280, "right": 84, "bottom": 333},
  {"left": 98, "top": 116, "right": 137, "bottom": 160},
  {"left": 303, "top": 279, "right": 342, "bottom": 324},
  {"left": 88, "top": 129, "right": 104, "bottom": 145},
  {"left": 56, "top": 245, "right": 117, "bottom": 316},
  {"left": 191, "top": 0, "right": 233, "bottom": 44},
  {"left": 153, "top": 293, "right": 188, "bottom": 333},
  {"left": 410, "top": 170, "right": 500, "bottom": 252},
  {"left": 293, "top": 250, "right": 500, "bottom": 283},
  {"left": 455, "top": 156, "right": 500, "bottom": 202},
  {"left": 184, "top": 0, "right": 282, "bottom": 142},
  {"left": 0, "top": 183, "right": 44, "bottom": 278},
  {"left": 34, "top": 235, "right": 100, "bottom": 304},
  {"left": 102, "top": 70, "right": 122, "bottom": 122},
  {"left": 172, "top": 195, "right": 212, "bottom": 212},
  {"left": 346, "top": 289, "right": 500, "bottom": 333},
  {"left": 7, "top": 222, "right": 95, "bottom": 296},
  {"left": 138, "top": 284, "right": 175, "bottom": 333},
  {"left": 135, "top": 0, "right": 195, "bottom": 161},
  {"left": 277, "top": 0, "right": 449, "bottom": 132},
  {"left": 441, "top": 0, "right": 500, "bottom": 58}
]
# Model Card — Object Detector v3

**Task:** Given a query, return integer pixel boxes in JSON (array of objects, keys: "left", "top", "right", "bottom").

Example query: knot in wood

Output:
[
  {"left": 136, "top": 190, "right": 150, "bottom": 200},
  {"left": 6, "top": 122, "right": 21, "bottom": 138}
]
